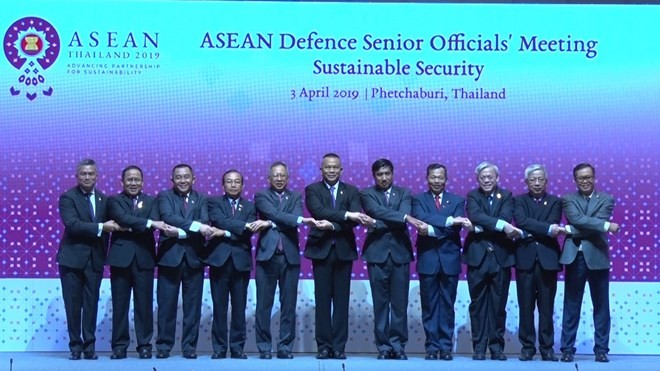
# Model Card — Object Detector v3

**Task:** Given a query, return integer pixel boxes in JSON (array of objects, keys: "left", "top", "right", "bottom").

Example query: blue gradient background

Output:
[{"left": 1, "top": 1, "right": 658, "bottom": 281}]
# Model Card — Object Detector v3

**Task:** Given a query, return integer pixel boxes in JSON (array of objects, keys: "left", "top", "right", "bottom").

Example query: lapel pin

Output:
[
  {"left": 340, "top": 191, "right": 343, "bottom": 195},
  {"left": 543, "top": 201, "right": 547, "bottom": 206},
  {"left": 496, "top": 193, "right": 502, "bottom": 199},
  {"left": 137, "top": 201, "right": 143, "bottom": 209}
]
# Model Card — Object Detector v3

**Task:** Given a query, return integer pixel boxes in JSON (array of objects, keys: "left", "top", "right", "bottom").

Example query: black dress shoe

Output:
[
  {"left": 560, "top": 352, "right": 574, "bottom": 362},
  {"left": 277, "top": 351, "right": 294, "bottom": 359},
  {"left": 211, "top": 352, "right": 226, "bottom": 359},
  {"left": 316, "top": 348, "right": 331, "bottom": 359},
  {"left": 110, "top": 351, "right": 127, "bottom": 360},
  {"left": 83, "top": 352, "right": 98, "bottom": 360},
  {"left": 156, "top": 350, "right": 170, "bottom": 359},
  {"left": 378, "top": 350, "right": 392, "bottom": 360},
  {"left": 69, "top": 352, "right": 81, "bottom": 360},
  {"left": 392, "top": 351, "right": 407, "bottom": 360},
  {"left": 231, "top": 352, "right": 247, "bottom": 359},
  {"left": 332, "top": 350, "right": 346, "bottom": 359},
  {"left": 540, "top": 352, "right": 558, "bottom": 361},
  {"left": 138, "top": 349, "right": 152, "bottom": 359},
  {"left": 491, "top": 352, "right": 507, "bottom": 361},
  {"left": 183, "top": 351, "right": 197, "bottom": 359},
  {"left": 438, "top": 351, "right": 453, "bottom": 361},
  {"left": 259, "top": 351, "right": 272, "bottom": 359},
  {"left": 595, "top": 353, "right": 610, "bottom": 363},
  {"left": 518, "top": 352, "right": 534, "bottom": 361},
  {"left": 472, "top": 352, "right": 486, "bottom": 360},
  {"left": 424, "top": 351, "right": 437, "bottom": 360}
]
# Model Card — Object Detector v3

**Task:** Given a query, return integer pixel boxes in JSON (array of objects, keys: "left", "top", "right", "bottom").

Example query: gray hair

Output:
[
  {"left": 524, "top": 164, "right": 547, "bottom": 179},
  {"left": 475, "top": 161, "right": 499, "bottom": 176}
]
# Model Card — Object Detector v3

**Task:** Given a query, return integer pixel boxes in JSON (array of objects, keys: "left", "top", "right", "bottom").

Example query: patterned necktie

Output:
[
  {"left": 231, "top": 199, "right": 237, "bottom": 215},
  {"left": 384, "top": 190, "right": 390, "bottom": 206},
  {"left": 276, "top": 193, "right": 284, "bottom": 252},
  {"left": 330, "top": 186, "right": 336, "bottom": 208},
  {"left": 435, "top": 194, "right": 442, "bottom": 210},
  {"left": 182, "top": 194, "right": 188, "bottom": 211},
  {"left": 132, "top": 196, "right": 138, "bottom": 210}
]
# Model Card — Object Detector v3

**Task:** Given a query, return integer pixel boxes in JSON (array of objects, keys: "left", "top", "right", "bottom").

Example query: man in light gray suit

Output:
[{"left": 559, "top": 163, "right": 620, "bottom": 363}]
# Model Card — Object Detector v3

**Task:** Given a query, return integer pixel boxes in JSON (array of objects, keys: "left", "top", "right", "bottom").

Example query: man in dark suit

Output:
[
  {"left": 464, "top": 161, "right": 521, "bottom": 361},
  {"left": 304, "top": 153, "right": 369, "bottom": 360},
  {"left": 206, "top": 169, "right": 262, "bottom": 360},
  {"left": 360, "top": 159, "right": 421, "bottom": 360},
  {"left": 57, "top": 158, "right": 120, "bottom": 360},
  {"left": 559, "top": 163, "right": 619, "bottom": 363},
  {"left": 412, "top": 163, "right": 470, "bottom": 361},
  {"left": 107, "top": 165, "right": 175, "bottom": 360},
  {"left": 155, "top": 164, "right": 214, "bottom": 359},
  {"left": 254, "top": 162, "right": 317, "bottom": 360},
  {"left": 513, "top": 164, "right": 564, "bottom": 362}
]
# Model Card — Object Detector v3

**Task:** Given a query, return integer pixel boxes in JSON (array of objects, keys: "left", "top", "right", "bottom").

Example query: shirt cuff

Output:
[
  {"left": 224, "top": 230, "right": 231, "bottom": 237},
  {"left": 97, "top": 223, "right": 103, "bottom": 237},
  {"left": 189, "top": 221, "right": 201, "bottom": 232},
  {"left": 546, "top": 225, "right": 553, "bottom": 236},
  {"left": 297, "top": 216, "right": 303, "bottom": 225},
  {"left": 445, "top": 216, "right": 454, "bottom": 227},
  {"left": 603, "top": 221, "right": 610, "bottom": 232},
  {"left": 495, "top": 219, "right": 506, "bottom": 231},
  {"left": 402, "top": 214, "right": 408, "bottom": 222},
  {"left": 271, "top": 221, "right": 278, "bottom": 229},
  {"left": 177, "top": 228, "right": 187, "bottom": 239},
  {"left": 565, "top": 225, "right": 573, "bottom": 234},
  {"left": 475, "top": 225, "right": 483, "bottom": 233},
  {"left": 428, "top": 225, "right": 436, "bottom": 237},
  {"left": 147, "top": 219, "right": 153, "bottom": 229}
]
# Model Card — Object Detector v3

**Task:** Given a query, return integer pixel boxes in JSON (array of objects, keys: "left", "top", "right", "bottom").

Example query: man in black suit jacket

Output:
[
  {"left": 412, "top": 163, "right": 471, "bottom": 361},
  {"left": 464, "top": 161, "right": 521, "bottom": 361},
  {"left": 206, "top": 169, "right": 262, "bottom": 360},
  {"left": 254, "top": 162, "right": 317, "bottom": 360},
  {"left": 107, "top": 165, "right": 175, "bottom": 360},
  {"left": 360, "top": 159, "right": 421, "bottom": 360},
  {"left": 57, "top": 159, "right": 120, "bottom": 360},
  {"left": 558, "top": 163, "right": 619, "bottom": 363},
  {"left": 155, "top": 164, "right": 214, "bottom": 359},
  {"left": 304, "top": 153, "right": 369, "bottom": 360},
  {"left": 513, "top": 164, "right": 564, "bottom": 362}
]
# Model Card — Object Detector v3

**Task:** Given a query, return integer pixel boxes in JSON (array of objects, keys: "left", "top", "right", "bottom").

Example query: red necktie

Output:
[
  {"left": 231, "top": 199, "right": 237, "bottom": 215},
  {"left": 435, "top": 194, "right": 442, "bottom": 210}
]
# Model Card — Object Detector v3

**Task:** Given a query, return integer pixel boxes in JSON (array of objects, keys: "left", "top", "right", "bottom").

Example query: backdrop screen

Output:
[{"left": 1, "top": 1, "right": 658, "bottom": 282}]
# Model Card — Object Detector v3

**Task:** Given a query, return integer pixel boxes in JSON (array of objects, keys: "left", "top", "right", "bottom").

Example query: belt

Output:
[{"left": 274, "top": 249, "right": 285, "bottom": 255}]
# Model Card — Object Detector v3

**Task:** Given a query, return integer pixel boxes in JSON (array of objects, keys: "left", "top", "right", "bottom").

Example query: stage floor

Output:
[{"left": 1, "top": 352, "right": 659, "bottom": 371}]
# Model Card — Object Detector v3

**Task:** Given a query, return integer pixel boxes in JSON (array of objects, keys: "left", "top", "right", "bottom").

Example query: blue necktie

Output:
[
  {"left": 85, "top": 193, "right": 95, "bottom": 219},
  {"left": 330, "top": 186, "right": 336, "bottom": 208}
]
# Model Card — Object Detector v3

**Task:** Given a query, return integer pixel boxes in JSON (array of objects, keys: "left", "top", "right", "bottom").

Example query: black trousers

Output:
[{"left": 516, "top": 260, "right": 557, "bottom": 354}]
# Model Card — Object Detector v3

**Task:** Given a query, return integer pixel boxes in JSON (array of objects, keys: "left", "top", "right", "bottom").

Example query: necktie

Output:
[
  {"left": 231, "top": 199, "right": 237, "bottom": 215},
  {"left": 488, "top": 195, "right": 494, "bottom": 212},
  {"left": 276, "top": 193, "right": 284, "bottom": 252},
  {"left": 182, "top": 194, "right": 188, "bottom": 211},
  {"left": 330, "top": 186, "right": 336, "bottom": 208},
  {"left": 132, "top": 196, "right": 138, "bottom": 210},
  {"left": 85, "top": 193, "right": 95, "bottom": 219},
  {"left": 435, "top": 194, "right": 442, "bottom": 210},
  {"left": 384, "top": 190, "right": 390, "bottom": 206}
]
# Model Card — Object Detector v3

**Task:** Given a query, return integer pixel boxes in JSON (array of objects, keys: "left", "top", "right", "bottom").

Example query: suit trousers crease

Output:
[
  {"left": 312, "top": 247, "right": 353, "bottom": 352},
  {"left": 110, "top": 259, "right": 154, "bottom": 352},
  {"left": 156, "top": 256, "right": 204, "bottom": 353},
  {"left": 209, "top": 257, "right": 250, "bottom": 354},
  {"left": 59, "top": 262, "right": 103, "bottom": 353},
  {"left": 367, "top": 255, "right": 410, "bottom": 353},
  {"left": 255, "top": 253, "right": 300, "bottom": 353},
  {"left": 467, "top": 252, "right": 511, "bottom": 354},
  {"left": 560, "top": 252, "right": 611, "bottom": 354},
  {"left": 515, "top": 260, "right": 557, "bottom": 353},
  {"left": 419, "top": 270, "right": 459, "bottom": 352}
]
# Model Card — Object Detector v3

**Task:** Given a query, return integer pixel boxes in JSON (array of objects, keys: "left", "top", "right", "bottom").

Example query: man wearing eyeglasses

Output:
[
  {"left": 559, "top": 163, "right": 619, "bottom": 363},
  {"left": 513, "top": 164, "right": 564, "bottom": 362},
  {"left": 464, "top": 161, "right": 521, "bottom": 361}
]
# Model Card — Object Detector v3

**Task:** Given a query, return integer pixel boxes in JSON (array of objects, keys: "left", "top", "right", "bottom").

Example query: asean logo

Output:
[{"left": 4, "top": 17, "right": 60, "bottom": 100}]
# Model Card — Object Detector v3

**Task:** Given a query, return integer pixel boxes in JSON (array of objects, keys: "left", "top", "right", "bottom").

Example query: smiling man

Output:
[
  {"left": 559, "top": 163, "right": 619, "bottom": 363},
  {"left": 57, "top": 159, "right": 120, "bottom": 360},
  {"left": 464, "top": 161, "right": 521, "bottom": 361},
  {"left": 155, "top": 164, "right": 213, "bottom": 360}
]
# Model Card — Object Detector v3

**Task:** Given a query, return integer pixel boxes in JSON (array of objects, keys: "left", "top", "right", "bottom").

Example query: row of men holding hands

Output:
[{"left": 57, "top": 154, "right": 618, "bottom": 363}]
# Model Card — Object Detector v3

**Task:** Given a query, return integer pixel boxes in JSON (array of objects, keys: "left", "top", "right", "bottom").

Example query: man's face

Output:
[
  {"left": 268, "top": 165, "right": 288, "bottom": 192},
  {"left": 223, "top": 171, "right": 243, "bottom": 199},
  {"left": 373, "top": 166, "right": 393, "bottom": 190},
  {"left": 171, "top": 166, "right": 194, "bottom": 195},
  {"left": 122, "top": 169, "right": 143, "bottom": 197},
  {"left": 427, "top": 167, "right": 447, "bottom": 195},
  {"left": 76, "top": 165, "right": 97, "bottom": 193},
  {"left": 526, "top": 169, "right": 547, "bottom": 198},
  {"left": 321, "top": 156, "right": 342, "bottom": 186},
  {"left": 477, "top": 166, "right": 499, "bottom": 194},
  {"left": 574, "top": 167, "right": 595, "bottom": 196}
]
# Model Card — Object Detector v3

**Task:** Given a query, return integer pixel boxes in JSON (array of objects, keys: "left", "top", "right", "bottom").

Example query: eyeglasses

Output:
[
  {"left": 270, "top": 173, "right": 288, "bottom": 179},
  {"left": 526, "top": 177, "right": 546, "bottom": 184}
]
